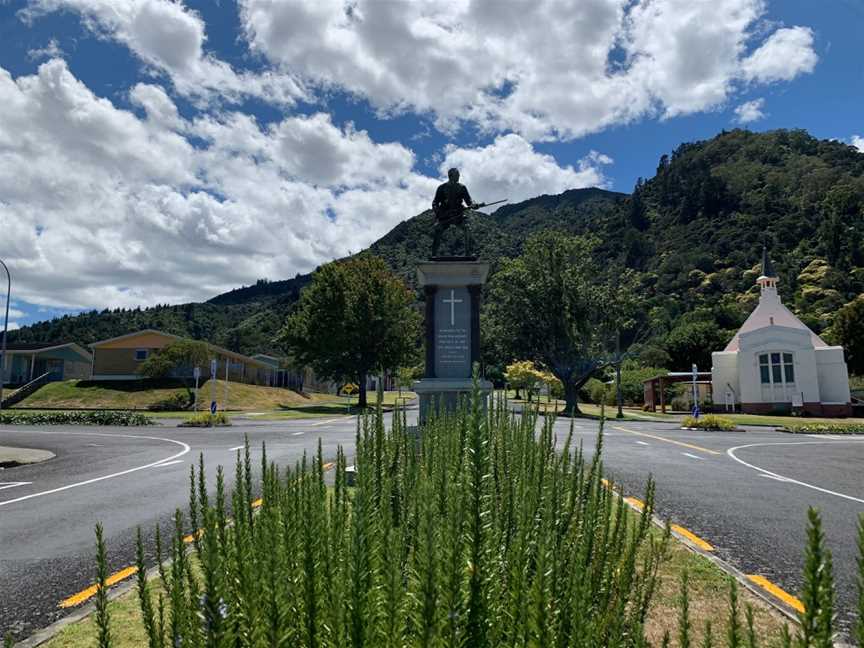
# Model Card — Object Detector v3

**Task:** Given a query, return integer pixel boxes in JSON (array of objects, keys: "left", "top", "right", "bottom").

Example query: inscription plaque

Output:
[{"left": 434, "top": 286, "right": 471, "bottom": 378}]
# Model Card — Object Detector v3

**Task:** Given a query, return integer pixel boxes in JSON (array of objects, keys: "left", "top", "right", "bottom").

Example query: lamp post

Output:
[{"left": 0, "top": 258, "right": 11, "bottom": 411}]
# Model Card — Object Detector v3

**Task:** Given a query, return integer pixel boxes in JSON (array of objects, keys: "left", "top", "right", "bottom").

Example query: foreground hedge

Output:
[
  {"left": 0, "top": 410, "right": 153, "bottom": 426},
  {"left": 681, "top": 414, "right": 737, "bottom": 431},
  {"left": 84, "top": 385, "right": 861, "bottom": 647},
  {"left": 783, "top": 422, "right": 864, "bottom": 435}
]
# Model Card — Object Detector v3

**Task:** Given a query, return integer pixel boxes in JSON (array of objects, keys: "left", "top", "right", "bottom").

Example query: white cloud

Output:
[
  {"left": 741, "top": 26, "right": 818, "bottom": 83},
  {"left": 734, "top": 98, "right": 767, "bottom": 123},
  {"left": 851, "top": 136, "right": 864, "bottom": 153},
  {"left": 27, "top": 38, "right": 63, "bottom": 60},
  {"left": 239, "top": 0, "right": 817, "bottom": 140},
  {"left": 0, "top": 60, "right": 594, "bottom": 312},
  {"left": 22, "top": 0, "right": 305, "bottom": 106},
  {"left": 4, "top": 323, "right": 21, "bottom": 332},
  {"left": 440, "top": 135, "right": 612, "bottom": 209}
]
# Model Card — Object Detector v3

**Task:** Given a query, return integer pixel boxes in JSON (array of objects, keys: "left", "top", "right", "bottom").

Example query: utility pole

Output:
[
  {"left": 0, "top": 258, "right": 10, "bottom": 411},
  {"left": 615, "top": 330, "right": 624, "bottom": 419}
]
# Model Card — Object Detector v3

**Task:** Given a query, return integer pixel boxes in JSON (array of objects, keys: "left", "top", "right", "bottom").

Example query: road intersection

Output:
[{"left": 1, "top": 413, "right": 862, "bottom": 640}]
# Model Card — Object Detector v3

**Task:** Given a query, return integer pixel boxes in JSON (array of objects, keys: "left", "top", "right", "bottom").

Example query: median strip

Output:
[{"left": 746, "top": 575, "right": 805, "bottom": 613}]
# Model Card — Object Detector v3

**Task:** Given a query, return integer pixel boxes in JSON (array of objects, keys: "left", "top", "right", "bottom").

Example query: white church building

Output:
[{"left": 712, "top": 247, "right": 851, "bottom": 417}]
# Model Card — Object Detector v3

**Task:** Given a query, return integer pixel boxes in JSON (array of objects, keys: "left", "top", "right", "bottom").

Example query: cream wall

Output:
[
  {"left": 711, "top": 351, "right": 739, "bottom": 407},
  {"left": 738, "top": 327, "right": 820, "bottom": 404},
  {"left": 815, "top": 347, "right": 851, "bottom": 403}
]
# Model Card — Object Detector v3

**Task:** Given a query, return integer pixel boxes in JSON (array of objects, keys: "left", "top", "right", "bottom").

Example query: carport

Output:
[{"left": 643, "top": 371, "right": 712, "bottom": 413}]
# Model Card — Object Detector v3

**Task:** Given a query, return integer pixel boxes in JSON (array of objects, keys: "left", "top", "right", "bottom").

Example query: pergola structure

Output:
[{"left": 643, "top": 371, "right": 713, "bottom": 413}]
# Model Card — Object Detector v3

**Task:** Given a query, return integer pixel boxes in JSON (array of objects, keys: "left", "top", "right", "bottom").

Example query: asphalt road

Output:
[{"left": 1, "top": 414, "right": 862, "bottom": 641}]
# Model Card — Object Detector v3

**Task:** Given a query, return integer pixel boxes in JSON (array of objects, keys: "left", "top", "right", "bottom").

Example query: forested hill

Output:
[{"left": 10, "top": 129, "right": 864, "bottom": 368}]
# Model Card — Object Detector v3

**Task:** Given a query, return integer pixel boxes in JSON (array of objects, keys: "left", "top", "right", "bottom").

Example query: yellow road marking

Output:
[
  {"left": 671, "top": 524, "right": 714, "bottom": 551},
  {"left": 60, "top": 460, "right": 341, "bottom": 608},
  {"left": 624, "top": 496, "right": 644, "bottom": 510},
  {"left": 747, "top": 575, "right": 805, "bottom": 613},
  {"left": 59, "top": 566, "right": 139, "bottom": 608},
  {"left": 612, "top": 426, "right": 721, "bottom": 456}
]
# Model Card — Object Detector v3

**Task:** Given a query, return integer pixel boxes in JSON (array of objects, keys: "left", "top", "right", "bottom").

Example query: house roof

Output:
[
  {"left": 89, "top": 329, "right": 182, "bottom": 348},
  {"left": 2, "top": 342, "right": 93, "bottom": 360},
  {"left": 90, "top": 329, "right": 269, "bottom": 368}
]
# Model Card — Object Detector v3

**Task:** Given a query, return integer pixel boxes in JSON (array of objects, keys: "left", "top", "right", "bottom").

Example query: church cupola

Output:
[{"left": 757, "top": 244, "right": 778, "bottom": 294}]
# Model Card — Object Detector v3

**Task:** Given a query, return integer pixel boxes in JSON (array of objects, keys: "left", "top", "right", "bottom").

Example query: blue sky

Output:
[{"left": 0, "top": 0, "right": 862, "bottom": 330}]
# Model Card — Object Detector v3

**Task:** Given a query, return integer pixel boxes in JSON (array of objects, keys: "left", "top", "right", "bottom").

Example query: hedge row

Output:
[
  {"left": 0, "top": 410, "right": 154, "bottom": 426},
  {"left": 783, "top": 422, "right": 864, "bottom": 435},
  {"left": 681, "top": 414, "right": 737, "bottom": 431}
]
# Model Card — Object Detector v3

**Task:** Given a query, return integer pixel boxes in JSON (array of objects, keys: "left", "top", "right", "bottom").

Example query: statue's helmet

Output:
[{"left": 448, "top": 168, "right": 460, "bottom": 182}]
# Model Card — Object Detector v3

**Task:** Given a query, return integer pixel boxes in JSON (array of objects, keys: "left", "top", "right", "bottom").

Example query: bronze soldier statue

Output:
[{"left": 431, "top": 168, "right": 476, "bottom": 258}]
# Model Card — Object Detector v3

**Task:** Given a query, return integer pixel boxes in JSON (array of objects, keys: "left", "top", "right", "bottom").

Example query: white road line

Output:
[
  {"left": 759, "top": 474, "right": 791, "bottom": 482},
  {"left": 311, "top": 418, "right": 345, "bottom": 426},
  {"left": 727, "top": 440, "right": 864, "bottom": 505},
  {"left": 0, "top": 432, "right": 191, "bottom": 508},
  {"left": 635, "top": 441, "right": 650, "bottom": 446},
  {"left": 229, "top": 445, "right": 245, "bottom": 452},
  {"left": 153, "top": 460, "right": 184, "bottom": 468},
  {"left": 291, "top": 431, "right": 304, "bottom": 436},
  {"left": 0, "top": 482, "right": 31, "bottom": 491},
  {"left": 682, "top": 452, "right": 704, "bottom": 460}
]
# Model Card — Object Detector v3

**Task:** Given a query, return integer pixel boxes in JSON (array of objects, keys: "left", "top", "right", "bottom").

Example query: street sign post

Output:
[
  {"left": 210, "top": 359, "right": 217, "bottom": 416},
  {"left": 193, "top": 366, "right": 201, "bottom": 411},
  {"left": 691, "top": 363, "right": 700, "bottom": 419}
]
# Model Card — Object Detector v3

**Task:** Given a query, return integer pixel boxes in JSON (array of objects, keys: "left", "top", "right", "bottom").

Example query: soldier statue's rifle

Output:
[{"left": 435, "top": 199, "right": 508, "bottom": 227}]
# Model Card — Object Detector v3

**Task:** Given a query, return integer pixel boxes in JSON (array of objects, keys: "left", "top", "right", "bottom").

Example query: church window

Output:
[{"left": 759, "top": 352, "right": 795, "bottom": 385}]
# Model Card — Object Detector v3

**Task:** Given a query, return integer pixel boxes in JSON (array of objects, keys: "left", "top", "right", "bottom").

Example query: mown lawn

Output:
[{"left": 13, "top": 379, "right": 336, "bottom": 412}]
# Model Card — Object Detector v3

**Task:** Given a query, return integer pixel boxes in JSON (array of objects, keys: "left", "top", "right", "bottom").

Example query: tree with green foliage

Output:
[
  {"left": 503, "top": 360, "right": 542, "bottom": 401},
  {"left": 486, "top": 232, "right": 627, "bottom": 416},
  {"left": 138, "top": 339, "right": 211, "bottom": 409},
  {"left": 828, "top": 295, "right": 864, "bottom": 375},
  {"left": 278, "top": 255, "right": 420, "bottom": 408},
  {"left": 664, "top": 319, "right": 735, "bottom": 371}
]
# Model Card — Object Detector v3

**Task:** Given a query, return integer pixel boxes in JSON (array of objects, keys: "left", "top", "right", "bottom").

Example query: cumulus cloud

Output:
[
  {"left": 734, "top": 98, "right": 767, "bottom": 123},
  {"left": 27, "top": 38, "right": 63, "bottom": 60},
  {"left": 0, "top": 61, "right": 597, "bottom": 311},
  {"left": 239, "top": 0, "right": 818, "bottom": 140},
  {"left": 851, "top": 135, "right": 864, "bottom": 153},
  {"left": 440, "top": 135, "right": 612, "bottom": 209},
  {"left": 740, "top": 26, "right": 818, "bottom": 83},
  {"left": 22, "top": 0, "right": 305, "bottom": 106}
]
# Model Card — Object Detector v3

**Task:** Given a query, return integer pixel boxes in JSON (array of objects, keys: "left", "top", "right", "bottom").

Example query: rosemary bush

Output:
[
  {"left": 128, "top": 388, "right": 668, "bottom": 647},
  {"left": 86, "top": 384, "right": 861, "bottom": 647}
]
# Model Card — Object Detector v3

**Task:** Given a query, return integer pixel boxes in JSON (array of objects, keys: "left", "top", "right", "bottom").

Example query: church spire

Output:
[{"left": 757, "top": 243, "right": 778, "bottom": 294}]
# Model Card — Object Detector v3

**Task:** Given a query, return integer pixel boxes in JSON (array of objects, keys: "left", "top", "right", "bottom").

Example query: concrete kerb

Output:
[
  {"left": 0, "top": 446, "right": 55, "bottom": 467},
  {"left": 614, "top": 486, "right": 855, "bottom": 648}
]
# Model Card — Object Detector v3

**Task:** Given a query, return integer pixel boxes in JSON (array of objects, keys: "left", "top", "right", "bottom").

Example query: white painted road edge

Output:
[
  {"left": 726, "top": 440, "right": 864, "bottom": 505},
  {"left": 0, "top": 431, "right": 191, "bottom": 508}
]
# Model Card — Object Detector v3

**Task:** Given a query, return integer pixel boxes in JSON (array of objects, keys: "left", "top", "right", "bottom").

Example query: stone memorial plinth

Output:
[{"left": 413, "top": 259, "right": 493, "bottom": 424}]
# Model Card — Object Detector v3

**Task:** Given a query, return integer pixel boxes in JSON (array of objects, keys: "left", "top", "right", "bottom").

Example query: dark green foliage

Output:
[
  {"left": 0, "top": 410, "right": 153, "bottom": 425},
  {"left": 139, "top": 339, "right": 211, "bottom": 381},
  {"left": 113, "top": 387, "right": 670, "bottom": 647},
  {"left": 278, "top": 254, "right": 421, "bottom": 408},
  {"left": 485, "top": 231, "right": 639, "bottom": 414},
  {"left": 797, "top": 508, "right": 835, "bottom": 647},
  {"left": 828, "top": 295, "right": 864, "bottom": 374},
  {"left": 94, "top": 523, "right": 112, "bottom": 648},
  {"left": 678, "top": 571, "right": 691, "bottom": 648}
]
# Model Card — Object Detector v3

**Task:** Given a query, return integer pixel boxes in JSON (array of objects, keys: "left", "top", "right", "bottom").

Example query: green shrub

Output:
[
  {"left": 0, "top": 410, "right": 153, "bottom": 426},
  {"left": 179, "top": 412, "right": 231, "bottom": 427},
  {"left": 147, "top": 392, "right": 192, "bottom": 412},
  {"left": 114, "top": 386, "right": 671, "bottom": 646},
  {"left": 783, "top": 423, "right": 864, "bottom": 435},
  {"left": 681, "top": 414, "right": 737, "bottom": 431}
]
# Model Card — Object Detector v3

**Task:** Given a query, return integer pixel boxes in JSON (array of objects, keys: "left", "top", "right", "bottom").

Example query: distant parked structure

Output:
[
  {"left": 89, "top": 329, "right": 270, "bottom": 385},
  {"left": 0, "top": 342, "right": 92, "bottom": 387},
  {"left": 712, "top": 247, "right": 851, "bottom": 416}
]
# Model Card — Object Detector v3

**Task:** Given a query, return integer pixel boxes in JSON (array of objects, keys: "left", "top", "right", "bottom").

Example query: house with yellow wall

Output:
[{"left": 89, "top": 329, "right": 270, "bottom": 385}]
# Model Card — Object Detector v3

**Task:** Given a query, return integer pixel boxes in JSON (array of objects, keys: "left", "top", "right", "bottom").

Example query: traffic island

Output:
[{"left": 0, "top": 445, "right": 55, "bottom": 468}]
